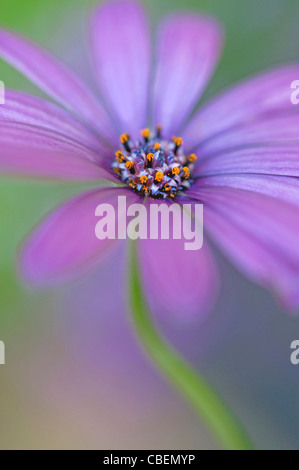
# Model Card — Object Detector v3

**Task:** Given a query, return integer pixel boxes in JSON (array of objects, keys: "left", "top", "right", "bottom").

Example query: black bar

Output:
[{"left": 1, "top": 450, "right": 219, "bottom": 462}]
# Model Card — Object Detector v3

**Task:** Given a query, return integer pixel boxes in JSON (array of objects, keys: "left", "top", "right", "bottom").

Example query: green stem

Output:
[{"left": 128, "top": 241, "right": 253, "bottom": 450}]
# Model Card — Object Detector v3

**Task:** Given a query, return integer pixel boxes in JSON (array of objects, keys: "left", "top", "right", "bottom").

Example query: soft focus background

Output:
[{"left": 0, "top": 0, "right": 299, "bottom": 450}]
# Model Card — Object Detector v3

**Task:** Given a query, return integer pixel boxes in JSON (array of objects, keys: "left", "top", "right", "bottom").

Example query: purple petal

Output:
[
  {"left": 184, "top": 65, "right": 299, "bottom": 151},
  {"left": 0, "top": 28, "right": 116, "bottom": 142},
  {"left": 193, "top": 173, "right": 299, "bottom": 206},
  {"left": 90, "top": 0, "right": 151, "bottom": 137},
  {"left": 196, "top": 114, "right": 299, "bottom": 156},
  {"left": 1, "top": 90, "right": 110, "bottom": 156},
  {"left": 193, "top": 144, "right": 299, "bottom": 178},
  {"left": 20, "top": 188, "right": 138, "bottom": 284},
  {"left": 138, "top": 233, "right": 219, "bottom": 322},
  {"left": 0, "top": 121, "right": 115, "bottom": 180},
  {"left": 153, "top": 14, "right": 223, "bottom": 137},
  {"left": 190, "top": 186, "right": 299, "bottom": 310}
]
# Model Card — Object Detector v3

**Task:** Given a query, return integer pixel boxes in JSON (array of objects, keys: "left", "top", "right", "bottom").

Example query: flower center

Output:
[{"left": 112, "top": 126, "right": 197, "bottom": 200}]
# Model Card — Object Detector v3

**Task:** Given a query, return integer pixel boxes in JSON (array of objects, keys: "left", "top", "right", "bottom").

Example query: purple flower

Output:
[{"left": 1, "top": 0, "right": 299, "bottom": 319}]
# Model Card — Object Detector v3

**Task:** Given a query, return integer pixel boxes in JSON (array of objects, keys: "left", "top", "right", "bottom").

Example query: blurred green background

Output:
[{"left": 0, "top": 0, "right": 299, "bottom": 450}]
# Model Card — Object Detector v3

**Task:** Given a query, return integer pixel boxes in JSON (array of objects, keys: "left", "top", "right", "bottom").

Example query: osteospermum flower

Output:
[{"left": 1, "top": 0, "right": 299, "bottom": 319}]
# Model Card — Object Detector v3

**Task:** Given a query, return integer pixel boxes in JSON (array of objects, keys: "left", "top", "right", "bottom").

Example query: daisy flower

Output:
[{"left": 0, "top": 0, "right": 299, "bottom": 319}]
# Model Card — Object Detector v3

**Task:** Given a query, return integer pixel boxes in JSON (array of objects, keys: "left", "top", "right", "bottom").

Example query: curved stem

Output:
[{"left": 128, "top": 241, "right": 253, "bottom": 450}]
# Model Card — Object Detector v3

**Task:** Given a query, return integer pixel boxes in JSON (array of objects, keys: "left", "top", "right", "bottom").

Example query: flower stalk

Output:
[{"left": 128, "top": 241, "right": 253, "bottom": 450}]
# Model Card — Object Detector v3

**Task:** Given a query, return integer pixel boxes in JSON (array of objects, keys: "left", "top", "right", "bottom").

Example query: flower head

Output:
[
  {"left": 112, "top": 127, "right": 194, "bottom": 199},
  {"left": 0, "top": 0, "right": 299, "bottom": 318}
]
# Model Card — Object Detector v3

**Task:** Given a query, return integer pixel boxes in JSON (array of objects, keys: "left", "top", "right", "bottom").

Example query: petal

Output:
[
  {"left": 193, "top": 173, "right": 299, "bottom": 207},
  {"left": 193, "top": 144, "right": 299, "bottom": 178},
  {"left": 0, "top": 121, "right": 114, "bottom": 180},
  {"left": 1, "top": 90, "right": 110, "bottom": 156},
  {"left": 90, "top": 0, "right": 151, "bottom": 137},
  {"left": 196, "top": 113, "right": 299, "bottom": 157},
  {"left": 0, "top": 28, "right": 116, "bottom": 142},
  {"left": 184, "top": 65, "right": 299, "bottom": 151},
  {"left": 191, "top": 186, "right": 299, "bottom": 310},
  {"left": 137, "top": 200, "right": 219, "bottom": 321},
  {"left": 191, "top": 135, "right": 299, "bottom": 206},
  {"left": 153, "top": 14, "right": 223, "bottom": 137},
  {"left": 20, "top": 188, "right": 138, "bottom": 284}
]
